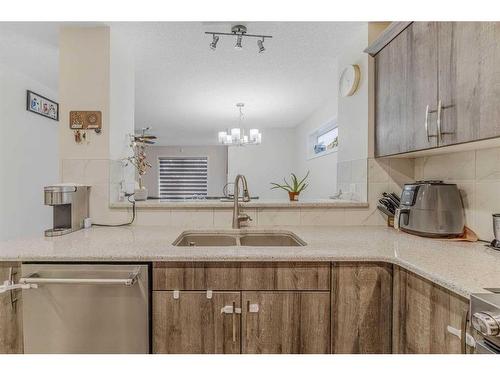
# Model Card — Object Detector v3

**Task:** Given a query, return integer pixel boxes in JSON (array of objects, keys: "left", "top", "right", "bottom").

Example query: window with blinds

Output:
[{"left": 158, "top": 156, "right": 208, "bottom": 199}]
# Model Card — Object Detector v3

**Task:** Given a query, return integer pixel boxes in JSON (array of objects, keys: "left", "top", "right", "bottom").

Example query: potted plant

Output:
[{"left": 270, "top": 171, "right": 310, "bottom": 201}]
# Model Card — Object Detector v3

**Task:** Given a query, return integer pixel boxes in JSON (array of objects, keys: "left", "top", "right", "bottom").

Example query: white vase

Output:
[{"left": 134, "top": 187, "right": 148, "bottom": 201}]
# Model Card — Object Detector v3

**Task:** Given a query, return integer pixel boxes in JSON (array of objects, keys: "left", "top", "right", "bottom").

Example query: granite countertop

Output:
[
  {"left": 1, "top": 225, "right": 499, "bottom": 298},
  {"left": 110, "top": 198, "right": 369, "bottom": 209}
]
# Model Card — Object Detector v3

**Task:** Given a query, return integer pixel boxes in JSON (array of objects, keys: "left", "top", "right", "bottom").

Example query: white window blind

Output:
[{"left": 158, "top": 156, "right": 208, "bottom": 199}]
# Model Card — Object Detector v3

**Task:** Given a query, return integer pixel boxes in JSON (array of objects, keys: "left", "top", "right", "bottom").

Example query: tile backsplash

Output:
[
  {"left": 61, "top": 148, "right": 498, "bottom": 240},
  {"left": 414, "top": 147, "right": 500, "bottom": 241}
]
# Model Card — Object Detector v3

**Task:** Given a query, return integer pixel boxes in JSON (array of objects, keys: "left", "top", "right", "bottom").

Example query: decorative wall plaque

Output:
[
  {"left": 26, "top": 90, "right": 59, "bottom": 121},
  {"left": 69, "top": 111, "right": 102, "bottom": 130}
]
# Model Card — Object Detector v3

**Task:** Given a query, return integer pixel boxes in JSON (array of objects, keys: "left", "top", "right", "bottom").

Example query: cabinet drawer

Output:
[{"left": 153, "top": 262, "right": 330, "bottom": 291}]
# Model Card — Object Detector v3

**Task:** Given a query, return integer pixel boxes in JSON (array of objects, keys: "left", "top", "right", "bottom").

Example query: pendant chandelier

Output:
[{"left": 218, "top": 103, "right": 262, "bottom": 146}]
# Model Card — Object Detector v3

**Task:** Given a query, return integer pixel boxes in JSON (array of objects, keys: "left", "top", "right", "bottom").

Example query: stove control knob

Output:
[{"left": 472, "top": 312, "right": 500, "bottom": 337}]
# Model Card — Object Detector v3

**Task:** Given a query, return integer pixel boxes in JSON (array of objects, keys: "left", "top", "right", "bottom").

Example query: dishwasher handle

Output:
[{"left": 19, "top": 269, "right": 140, "bottom": 287}]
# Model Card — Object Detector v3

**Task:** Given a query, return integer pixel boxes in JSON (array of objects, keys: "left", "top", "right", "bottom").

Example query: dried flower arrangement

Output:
[{"left": 123, "top": 127, "right": 157, "bottom": 200}]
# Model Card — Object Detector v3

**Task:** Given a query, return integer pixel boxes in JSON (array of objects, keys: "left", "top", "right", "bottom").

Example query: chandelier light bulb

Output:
[{"left": 218, "top": 131, "right": 227, "bottom": 143}]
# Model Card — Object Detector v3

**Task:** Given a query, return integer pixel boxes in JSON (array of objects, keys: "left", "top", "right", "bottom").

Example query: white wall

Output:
[
  {"left": 335, "top": 23, "right": 369, "bottom": 201},
  {"left": 294, "top": 95, "right": 338, "bottom": 200},
  {"left": 143, "top": 145, "right": 228, "bottom": 198},
  {"left": 228, "top": 128, "right": 295, "bottom": 200},
  {"left": 0, "top": 64, "right": 59, "bottom": 240}
]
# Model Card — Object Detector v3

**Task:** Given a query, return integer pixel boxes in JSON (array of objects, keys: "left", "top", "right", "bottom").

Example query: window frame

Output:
[
  {"left": 307, "top": 118, "right": 338, "bottom": 160},
  {"left": 157, "top": 155, "right": 209, "bottom": 200}
]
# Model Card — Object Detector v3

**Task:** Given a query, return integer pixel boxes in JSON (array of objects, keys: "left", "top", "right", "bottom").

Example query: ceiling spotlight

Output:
[
  {"left": 209, "top": 35, "right": 219, "bottom": 50},
  {"left": 235, "top": 34, "right": 243, "bottom": 50},
  {"left": 257, "top": 39, "right": 265, "bottom": 53}
]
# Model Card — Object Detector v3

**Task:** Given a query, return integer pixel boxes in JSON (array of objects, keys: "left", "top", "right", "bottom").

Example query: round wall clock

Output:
[{"left": 339, "top": 64, "right": 361, "bottom": 97}]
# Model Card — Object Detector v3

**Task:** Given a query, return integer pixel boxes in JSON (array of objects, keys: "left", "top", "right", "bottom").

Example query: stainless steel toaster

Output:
[{"left": 395, "top": 180, "right": 465, "bottom": 238}]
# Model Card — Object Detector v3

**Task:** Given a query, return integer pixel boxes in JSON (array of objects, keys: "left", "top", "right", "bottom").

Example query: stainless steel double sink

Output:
[{"left": 173, "top": 230, "right": 306, "bottom": 247}]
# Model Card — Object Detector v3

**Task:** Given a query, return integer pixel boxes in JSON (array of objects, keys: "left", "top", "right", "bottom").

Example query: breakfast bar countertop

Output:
[{"left": 1, "top": 225, "right": 500, "bottom": 298}]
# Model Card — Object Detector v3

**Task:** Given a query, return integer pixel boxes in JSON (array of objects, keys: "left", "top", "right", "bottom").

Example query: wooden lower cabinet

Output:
[
  {"left": 151, "top": 262, "right": 473, "bottom": 354},
  {"left": 242, "top": 292, "right": 331, "bottom": 354},
  {"left": 392, "top": 266, "right": 469, "bottom": 354},
  {"left": 153, "top": 291, "right": 241, "bottom": 354},
  {"left": 331, "top": 263, "right": 393, "bottom": 354},
  {"left": 0, "top": 263, "right": 23, "bottom": 354}
]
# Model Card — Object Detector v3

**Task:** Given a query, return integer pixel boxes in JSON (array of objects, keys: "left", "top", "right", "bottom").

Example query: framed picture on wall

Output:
[{"left": 26, "top": 90, "right": 59, "bottom": 121}]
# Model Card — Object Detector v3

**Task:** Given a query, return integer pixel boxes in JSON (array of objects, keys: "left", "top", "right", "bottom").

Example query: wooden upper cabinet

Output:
[
  {"left": 374, "top": 21, "right": 500, "bottom": 156},
  {"left": 405, "top": 22, "right": 439, "bottom": 152},
  {"left": 438, "top": 22, "right": 500, "bottom": 146},
  {"left": 241, "top": 291, "right": 330, "bottom": 354},
  {"left": 375, "top": 23, "right": 410, "bottom": 156},
  {"left": 375, "top": 22, "right": 439, "bottom": 157}
]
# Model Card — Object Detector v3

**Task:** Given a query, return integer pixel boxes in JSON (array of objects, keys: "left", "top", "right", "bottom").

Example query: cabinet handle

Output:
[
  {"left": 425, "top": 105, "right": 438, "bottom": 142},
  {"left": 436, "top": 99, "right": 455, "bottom": 144},
  {"left": 232, "top": 302, "right": 237, "bottom": 342},
  {"left": 436, "top": 99, "right": 442, "bottom": 145},
  {"left": 221, "top": 303, "right": 241, "bottom": 343}
]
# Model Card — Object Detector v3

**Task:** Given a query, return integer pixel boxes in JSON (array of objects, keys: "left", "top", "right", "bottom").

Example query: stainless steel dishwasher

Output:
[{"left": 20, "top": 263, "right": 150, "bottom": 354}]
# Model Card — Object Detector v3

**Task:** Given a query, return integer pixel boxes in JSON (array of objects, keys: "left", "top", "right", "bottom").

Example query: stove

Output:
[{"left": 470, "top": 292, "right": 500, "bottom": 354}]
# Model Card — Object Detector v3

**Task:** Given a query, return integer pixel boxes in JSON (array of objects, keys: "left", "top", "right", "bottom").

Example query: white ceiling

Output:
[{"left": 0, "top": 22, "right": 367, "bottom": 145}]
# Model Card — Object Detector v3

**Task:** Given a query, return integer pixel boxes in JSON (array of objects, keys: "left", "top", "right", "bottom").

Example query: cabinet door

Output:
[
  {"left": 331, "top": 263, "right": 392, "bottom": 354},
  {"left": 375, "top": 25, "right": 409, "bottom": 156},
  {"left": 438, "top": 22, "right": 500, "bottom": 146},
  {"left": 242, "top": 291, "right": 330, "bottom": 354},
  {"left": 393, "top": 267, "right": 469, "bottom": 354},
  {"left": 153, "top": 291, "right": 241, "bottom": 354},
  {"left": 375, "top": 22, "right": 439, "bottom": 156},
  {"left": 0, "top": 264, "right": 23, "bottom": 354},
  {"left": 405, "top": 22, "right": 439, "bottom": 152}
]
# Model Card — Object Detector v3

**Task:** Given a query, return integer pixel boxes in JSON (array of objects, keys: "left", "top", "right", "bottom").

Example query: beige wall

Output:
[
  {"left": 59, "top": 27, "right": 110, "bottom": 160},
  {"left": 414, "top": 148, "right": 500, "bottom": 241},
  {"left": 59, "top": 26, "right": 132, "bottom": 224}
]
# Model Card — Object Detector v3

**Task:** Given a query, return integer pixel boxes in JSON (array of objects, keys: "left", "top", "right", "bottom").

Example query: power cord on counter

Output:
[{"left": 92, "top": 194, "right": 136, "bottom": 227}]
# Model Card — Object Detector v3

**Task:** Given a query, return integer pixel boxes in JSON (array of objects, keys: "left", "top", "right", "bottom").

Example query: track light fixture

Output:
[
  {"left": 209, "top": 35, "right": 219, "bottom": 50},
  {"left": 205, "top": 24, "right": 272, "bottom": 53}
]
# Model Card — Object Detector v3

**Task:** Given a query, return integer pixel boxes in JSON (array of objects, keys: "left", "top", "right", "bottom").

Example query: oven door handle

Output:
[{"left": 19, "top": 269, "right": 140, "bottom": 287}]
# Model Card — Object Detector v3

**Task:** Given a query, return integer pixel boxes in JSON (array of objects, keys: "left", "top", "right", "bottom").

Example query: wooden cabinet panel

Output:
[
  {"left": 153, "top": 262, "right": 241, "bottom": 291},
  {"left": 438, "top": 22, "right": 500, "bottom": 146},
  {"left": 153, "top": 291, "right": 241, "bottom": 354},
  {"left": 392, "top": 267, "right": 469, "bottom": 354},
  {"left": 331, "top": 263, "right": 393, "bottom": 354},
  {"left": 0, "top": 263, "right": 23, "bottom": 354},
  {"left": 375, "top": 24, "right": 410, "bottom": 156},
  {"left": 405, "top": 22, "right": 439, "bottom": 153},
  {"left": 375, "top": 21, "right": 500, "bottom": 155},
  {"left": 375, "top": 22, "right": 439, "bottom": 156},
  {"left": 239, "top": 263, "right": 330, "bottom": 291},
  {"left": 153, "top": 262, "right": 330, "bottom": 291},
  {"left": 241, "top": 292, "right": 330, "bottom": 354}
]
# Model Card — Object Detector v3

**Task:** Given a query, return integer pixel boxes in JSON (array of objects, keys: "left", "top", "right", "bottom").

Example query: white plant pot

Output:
[{"left": 134, "top": 187, "right": 148, "bottom": 201}]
